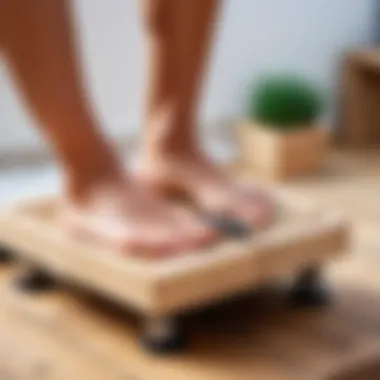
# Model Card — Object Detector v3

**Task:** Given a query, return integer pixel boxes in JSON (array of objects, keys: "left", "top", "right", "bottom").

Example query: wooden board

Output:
[
  {"left": 0, "top": 265, "right": 19, "bottom": 377},
  {"left": 4, "top": 270, "right": 380, "bottom": 380},
  {"left": 0, "top": 188, "right": 348, "bottom": 317}
]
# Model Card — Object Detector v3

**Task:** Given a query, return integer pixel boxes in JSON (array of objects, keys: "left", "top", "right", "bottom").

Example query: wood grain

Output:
[
  {"left": 0, "top": 184, "right": 347, "bottom": 317},
  {"left": 237, "top": 121, "right": 329, "bottom": 181}
]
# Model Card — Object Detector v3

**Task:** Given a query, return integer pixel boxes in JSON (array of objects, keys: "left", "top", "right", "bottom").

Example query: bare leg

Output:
[
  {"left": 140, "top": 0, "right": 273, "bottom": 228},
  {"left": 139, "top": 0, "right": 176, "bottom": 150},
  {"left": 0, "top": 0, "right": 215, "bottom": 257}
]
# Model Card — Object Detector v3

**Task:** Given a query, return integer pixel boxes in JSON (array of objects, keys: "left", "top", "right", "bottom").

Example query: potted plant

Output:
[{"left": 238, "top": 74, "right": 328, "bottom": 181}]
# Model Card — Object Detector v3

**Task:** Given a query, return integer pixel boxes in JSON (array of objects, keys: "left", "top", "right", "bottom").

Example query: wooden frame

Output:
[{"left": 0, "top": 187, "right": 348, "bottom": 318}]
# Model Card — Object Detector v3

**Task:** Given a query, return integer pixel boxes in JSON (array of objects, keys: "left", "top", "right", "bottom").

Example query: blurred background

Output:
[
  {"left": 0, "top": 0, "right": 375, "bottom": 167},
  {"left": 2, "top": 1, "right": 380, "bottom": 379}
]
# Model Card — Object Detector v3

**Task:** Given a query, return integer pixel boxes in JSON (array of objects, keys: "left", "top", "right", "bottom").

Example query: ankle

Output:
[
  {"left": 144, "top": 134, "right": 201, "bottom": 162},
  {"left": 64, "top": 167, "right": 127, "bottom": 204},
  {"left": 144, "top": 112, "right": 200, "bottom": 158}
]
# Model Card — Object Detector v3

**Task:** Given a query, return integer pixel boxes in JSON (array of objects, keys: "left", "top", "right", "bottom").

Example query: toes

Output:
[
  {"left": 172, "top": 208, "right": 220, "bottom": 250},
  {"left": 239, "top": 197, "right": 275, "bottom": 228},
  {"left": 188, "top": 223, "right": 219, "bottom": 247},
  {"left": 217, "top": 191, "right": 275, "bottom": 230},
  {"left": 117, "top": 225, "right": 211, "bottom": 259},
  {"left": 110, "top": 225, "right": 172, "bottom": 257},
  {"left": 118, "top": 235, "right": 176, "bottom": 259}
]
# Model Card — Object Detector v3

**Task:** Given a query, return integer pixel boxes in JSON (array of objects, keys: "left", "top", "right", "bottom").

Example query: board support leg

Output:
[
  {"left": 0, "top": 246, "right": 14, "bottom": 263},
  {"left": 290, "top": 267, "right": 329, "bottom": 307},
  {"left": 141, "top": 316, "right": 186, "bottom": 354},
  {"left": 14, "top": 266, "right": 57, "bottom": 293}
]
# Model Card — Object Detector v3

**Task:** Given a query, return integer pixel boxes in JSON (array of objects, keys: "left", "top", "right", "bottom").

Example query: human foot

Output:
[
  {"left": 61, "top": 176, "right": 217, "bottom": 258},
  {"left": 139, "top": 149, "right": 275, "bottom": 231}
]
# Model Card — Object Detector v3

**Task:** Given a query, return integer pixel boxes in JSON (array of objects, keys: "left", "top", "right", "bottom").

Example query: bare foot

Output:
[
  {"left": 140, "top": 148, "right": 275, "bottom": 229},
  {"left": 61, "top": 176, "right": 217, "bottom": 258}
]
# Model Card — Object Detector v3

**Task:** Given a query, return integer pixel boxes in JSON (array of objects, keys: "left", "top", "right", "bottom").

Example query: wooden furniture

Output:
[
  {"left": 0, "top": 184, "right": 348, "bottom": 353},
  {"left": 339, "top": 49, "right": 380, "bottom": 147}
]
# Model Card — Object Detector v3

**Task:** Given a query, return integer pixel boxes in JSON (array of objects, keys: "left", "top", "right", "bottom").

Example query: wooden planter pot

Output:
[{"left": 238, "top": 120, "right": 329, "bottom": 181}]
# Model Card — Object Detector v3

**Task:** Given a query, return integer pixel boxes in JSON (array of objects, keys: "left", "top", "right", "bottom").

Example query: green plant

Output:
[{"left": 248, "top": 74, "right": 324, "bottom": 130}]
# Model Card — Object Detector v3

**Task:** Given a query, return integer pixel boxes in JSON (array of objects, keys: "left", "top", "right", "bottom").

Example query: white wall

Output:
[{"left": 0, "top": 0, "right": 375, "bottom": 152}]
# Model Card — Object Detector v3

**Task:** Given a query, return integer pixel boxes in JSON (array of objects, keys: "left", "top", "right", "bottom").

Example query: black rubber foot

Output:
[
  {"left": 205, "top": 215, "right": 251, "bottom": 238},
  {"left": 290, "top": 283, "right": 329, "bottom": 307},
  {"left": 14, "top": 270, "right": 57, "bottom": 293},
  {"left": 141, "top": 331, "right": 187, "bottom": 354},
  {"left": 290, "top": 269, "right": 329, "bottom": 307},
  {"left": 0, "top": 246, "right": 14, "bottom": 263}
]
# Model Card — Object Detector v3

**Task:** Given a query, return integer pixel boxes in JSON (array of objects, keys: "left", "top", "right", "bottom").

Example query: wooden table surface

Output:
[{"left": 1, "top": 150, "right": 380, "bottom": 380}]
